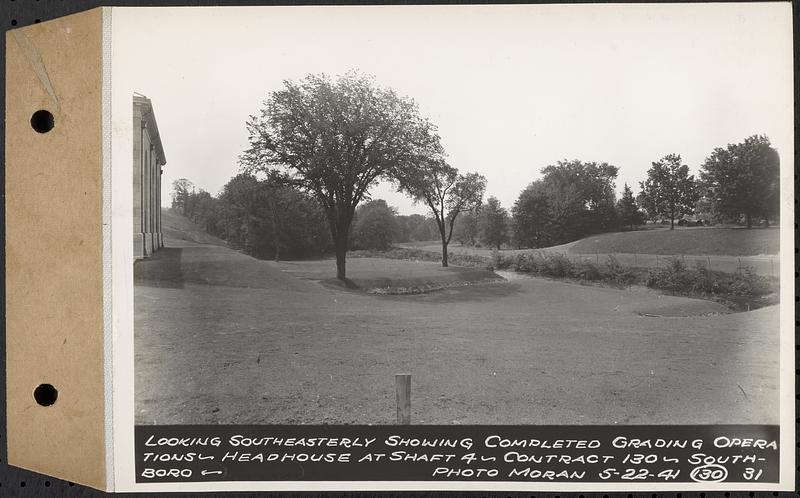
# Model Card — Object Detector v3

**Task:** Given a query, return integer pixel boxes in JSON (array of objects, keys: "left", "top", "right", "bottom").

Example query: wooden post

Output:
[{"left": 395, "top": 373, "right": 411, "bottom": 424}]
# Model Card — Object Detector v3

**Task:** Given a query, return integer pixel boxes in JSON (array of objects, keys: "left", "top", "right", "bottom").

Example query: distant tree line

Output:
[
  {"left": 172, "top": 177, "right": 443, "bottom": 261},
  {"left": 172, "top": 70, "right": 780, "bottom": 278}
]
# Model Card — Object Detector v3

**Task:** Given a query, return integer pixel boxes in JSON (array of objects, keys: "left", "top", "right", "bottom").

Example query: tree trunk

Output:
[
  {"left": 670, "top": 216, "right": 675, "bottom": 230},
  {"left": 271, "top": 200, "right": 281, "bottom": 262},
  {"left": 335, "top": 236, "right": 347, "bottom": 280},
  {"left": 746, "top": 213, "right": 752, "bottom": 229},
  {"left": 441, "top": 238, "right": 449, "bottom": 267}
]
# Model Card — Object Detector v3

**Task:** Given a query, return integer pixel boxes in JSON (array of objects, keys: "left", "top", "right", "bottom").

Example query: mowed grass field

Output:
[
  {"left": 135, "top": 237, "right": 779, "bottom": 426},
  {"left": 569, "top": 227, "right": 779, "bottom": 256},
  {"left": 398, "top": 227, "right": 780, "bottom": 275}
]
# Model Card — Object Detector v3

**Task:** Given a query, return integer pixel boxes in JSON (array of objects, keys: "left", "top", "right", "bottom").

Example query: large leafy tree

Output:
[
  {"left": 542, "top": 160, "right": 619, "bottom": 237},
  {"left": 511, "top": 181, "right": 553, "bottom": 248},
  {"left": 511, "top": 160, "right": 619, "bottom": 248},
  {"left": 479, "top": 196, "right": 509, "bottom": 250},
  {"left": 240, "top": 71, "right": 440, "bottom": 280},
  {"left": 396, "top": 160, "right": 486, "bottom": 267},
  {"left": 638, "top": 154, "right": 699, "bottom": 230},
  {"left": 699, "top": 135, "right": 780, "bottom": 228}
]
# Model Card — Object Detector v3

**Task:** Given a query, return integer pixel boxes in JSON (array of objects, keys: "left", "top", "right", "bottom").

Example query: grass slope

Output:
[
  {"left": 568, "top": 227, "right": 779, "bottom": 256},
  {"left": 135, "top": 238, "right": 778, "bottom": 425},
  {"left": 161, "top": 208, "right": 228, "bottom": 247}
]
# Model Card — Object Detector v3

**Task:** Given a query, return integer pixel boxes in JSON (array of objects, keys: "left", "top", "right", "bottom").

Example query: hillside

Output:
[
  {"left": 161, "top": 208, "right": 228, "bottom": 247},
  {"left": 568, "top": 227, "right": 779, "bottom": 256}
]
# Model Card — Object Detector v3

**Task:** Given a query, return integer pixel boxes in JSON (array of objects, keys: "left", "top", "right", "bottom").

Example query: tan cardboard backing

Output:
[{"left": 5, "top": 8, "right": 107, "bottom": 490}]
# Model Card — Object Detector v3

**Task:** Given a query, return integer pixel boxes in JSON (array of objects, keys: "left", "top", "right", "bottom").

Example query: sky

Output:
[{"left": 113, "top": 4, "right": 793, "bottom": 215}]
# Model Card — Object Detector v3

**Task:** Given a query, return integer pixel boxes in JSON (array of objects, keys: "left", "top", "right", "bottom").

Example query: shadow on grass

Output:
[
  {"left": 134, "top": 247, "right": 184, "bottom": 289},
  {"left": 320, "top": 274, "right": 523, "bottom": 303},
  {"left": 319, "top": 277, "right": 361, "bottom": 292},
  {"left": 397, "top": 280, "right": 523, "bottom": 303}
]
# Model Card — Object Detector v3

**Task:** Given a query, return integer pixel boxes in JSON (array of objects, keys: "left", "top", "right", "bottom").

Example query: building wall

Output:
[{"left": 133, "top": 96, "right": 166, "bottom": 259}]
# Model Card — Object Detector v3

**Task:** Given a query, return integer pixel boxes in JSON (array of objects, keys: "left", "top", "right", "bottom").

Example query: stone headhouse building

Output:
[{"left": 133, "top": 94, "right": 166, "bottom": 259}]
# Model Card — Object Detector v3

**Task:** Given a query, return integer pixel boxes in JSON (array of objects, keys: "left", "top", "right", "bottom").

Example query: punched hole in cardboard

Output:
[
  {"left": 33, "top": 383, "right": 58, "bottom": 406},
  {"left": 30, "top": 110, "right": 54, "bottom": 133}
]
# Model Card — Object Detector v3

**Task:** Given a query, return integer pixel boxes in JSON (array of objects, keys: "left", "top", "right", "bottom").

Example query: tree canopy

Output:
[
  {"left": 511, "top": 160, "right": 619, "bottom": 247},
  {"left": 240, "top": 71, "right": 441, "bottom": 279},
  {"left": 171, "top": 178, "right": 195, "bottom": 214},
  {"left": 479, "top": 196, "right": 509, "bottom": 250},
  {"left": 351, "top": 199, "right": 401, "bottom": 251},
  {"left": 512, "top": 182, "right": 552, "bottom": 248},
  {"left": 638, "top": 154, "right": 699, "bottom": 230},
  {"left": 699, "top": 134, "right": 780, "bottom": 228}
]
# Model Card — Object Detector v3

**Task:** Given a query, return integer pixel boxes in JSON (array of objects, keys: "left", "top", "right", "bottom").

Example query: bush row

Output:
[
  {"left": 353, "top": 247, "right": 776, "bottom": 307},
  {"left": 645, "top": 257, "right": 772, "bottom": 298},
  {"left": 491, "top": 251, "right": 637, "bottom": 287}
]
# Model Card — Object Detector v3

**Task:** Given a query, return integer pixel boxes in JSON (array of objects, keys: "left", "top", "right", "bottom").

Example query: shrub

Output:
[
  {"left": 514, "top": 253, "right": 540, "bottom": 273},
  {"left": 602, "top": 254, "right": 637, "bottom": 287},
  {"left": 571, "top": 259, "right": 602, "bottom": 281},
  {"left": 645, "top": 258, "right": 774, "bottom": 299},
  {"left": 688, "top": 262, "right": 721, "bottom": 294},
  {"left": 541, "top": 253, "right": 573, "bottom": 278},
  {"left": 449, "top": 251, "right": 492, "bottom": 268},
  {"left": 729, "top": 267, "right": 771, "bottom": 297},
  {"left": 646, "top": 257, "right": 691, "bottom": 294},
  {"left": 490, "top": 249, "right": 514, "bottom": 270}
]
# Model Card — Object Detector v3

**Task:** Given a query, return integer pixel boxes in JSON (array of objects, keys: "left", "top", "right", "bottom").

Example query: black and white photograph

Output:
[
  {"left": 125, "top": 4, "right": 791, "bottom": 426},
  {"left": 108, "top": 3, "right": 793, "bottom": 490}
]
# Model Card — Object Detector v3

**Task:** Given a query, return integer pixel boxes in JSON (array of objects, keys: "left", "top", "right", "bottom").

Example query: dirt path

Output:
[{"left": 135, "top": 239, "right": 779, "bottom": 425}]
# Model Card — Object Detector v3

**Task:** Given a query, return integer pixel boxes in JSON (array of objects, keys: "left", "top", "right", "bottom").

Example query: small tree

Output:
[
  {"left": 396, "top": 160, "right": 486, "bottom": 267},
  {"left": 241, "top": 71, "right": 440, "bottom": 280},
  {"left": 699, "top": 134, "right": 780, "bottom": 228},
  {"left": 479, "top": 196, "right": 509, "bottom": 250},
  {"left": 638, "top": 154, "right": 699, "bottom": 230},
  {"left": 616, "top": 183, "right": 643, "bottom": 230},
  {"left": 171, "top": 178, "right": 195, "bottom": 215}
]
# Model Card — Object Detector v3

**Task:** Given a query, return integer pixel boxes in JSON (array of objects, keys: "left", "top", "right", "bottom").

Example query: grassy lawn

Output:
[
  {"left": 135, "top": 239, "right": 779, "bottom": 426},
  {"left": 568, "top": 227, "right": 779, "bottom": 256},
  {"left": 279, "top": 257, "right": 501, "bottom": 294},
  {"left": 396, "top": 227, "right": 780, "bottom": 275}
]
